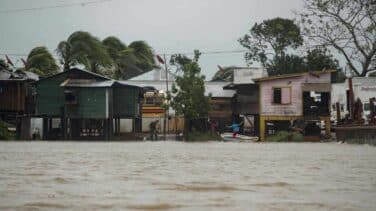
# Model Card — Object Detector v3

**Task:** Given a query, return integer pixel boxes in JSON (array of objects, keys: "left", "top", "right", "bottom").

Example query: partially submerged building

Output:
[
  {"left": 223, "top": 67, "right": 267, "bottom": 136},
  {"left": 254, "top": 70, "right": 334, "bottom": 141},
  {"left": 205, "top": 82, "right": 235, "bottom": 132},
  {"left": 35, "top": 68, "right": 142, "bottom": 140}
]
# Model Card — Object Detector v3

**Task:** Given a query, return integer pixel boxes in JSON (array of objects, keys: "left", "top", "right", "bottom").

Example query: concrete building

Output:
[{"left": 331, "top": 77, "right": 376, "bottom": 124}]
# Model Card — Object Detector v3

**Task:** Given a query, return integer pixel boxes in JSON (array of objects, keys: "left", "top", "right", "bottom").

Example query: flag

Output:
[
  {"left": 156, "top": 55, "right": 165, "bottom": 64},
  {"left": 5, "top": 55, "right": 14, "bottom": 66},
  {"left": 21, "top": 58, "right": 27, "bottom": 66}
]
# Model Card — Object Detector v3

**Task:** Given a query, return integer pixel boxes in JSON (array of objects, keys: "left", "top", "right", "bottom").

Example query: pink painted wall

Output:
[{"left": 259, "top": 73, "right": 331, "bottom": 116}]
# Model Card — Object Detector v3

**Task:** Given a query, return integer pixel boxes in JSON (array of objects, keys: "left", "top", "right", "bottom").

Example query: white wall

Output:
[
  {"left": 331, "top": 78, "right": 376, "bottom": 123},
  {"left": 30, "top": 118, "right": 43, "bottom": 138}
]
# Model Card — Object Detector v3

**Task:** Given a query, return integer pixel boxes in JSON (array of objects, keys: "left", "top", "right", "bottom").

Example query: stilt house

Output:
[
  {"left": 35, "top": 68, "right": 142, "bottom": 140},
  {"left": 254, "top": 70, "right": 334, "bottom": 141}
]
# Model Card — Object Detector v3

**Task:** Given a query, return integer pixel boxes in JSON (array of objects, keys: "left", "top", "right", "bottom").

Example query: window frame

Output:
[{"left": 272, "top": 86, "right": 292, "bottom": 105}]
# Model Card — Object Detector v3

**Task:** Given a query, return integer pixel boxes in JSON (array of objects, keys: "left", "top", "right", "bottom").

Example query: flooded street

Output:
[{"left": 0, "top": 141, "right": 375, "bottom": 210}]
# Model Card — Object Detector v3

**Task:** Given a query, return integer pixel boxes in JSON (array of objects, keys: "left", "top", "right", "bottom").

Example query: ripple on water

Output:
[
  {"left": 250, "top": 182, "right": 292, "bottom": 187},
  {"left": 126, "top": 203, "right": 182, "bottom": 210},
  {"left": 23, "top": 202, "right": 68, "bottom": 209},
  {"left": 53, "top": 177, "right": 71, "bottom": 184},
  {"left": 159, "top": 183, "right": 251, "bottom": 192}
]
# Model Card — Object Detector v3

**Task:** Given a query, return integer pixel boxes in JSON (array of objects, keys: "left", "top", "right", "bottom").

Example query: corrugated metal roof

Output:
[
  {"left": 61, "top": 79, "right": 141, "bottom": 88},
  {"left": 0, "top": 69, "right": 39, "bottom": 81},
  {"left": 61, "top": 79, "right": 115, "bottom": 87},
  {"left": 37, "top": 68, "right": 110, "bottom": 83}
]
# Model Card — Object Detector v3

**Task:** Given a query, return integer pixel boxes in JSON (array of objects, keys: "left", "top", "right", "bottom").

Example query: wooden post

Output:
[
  {"left": 348, "top": 78, "right": 354, "bottom": 120},
  {"left": 335, "top": 102, "right": 341, "bottom": 125},
  {"left": 163, "top": 54, "right": 169, "bottom": 140},
  {"left": 259, "top": 116, "right": 266, "bottom": 141},
  {"left": 370, "top": 98, "right": 376, "bottom": 125},
  {"left": 42, "top": 118, "right": 48, "bottom": 140}
]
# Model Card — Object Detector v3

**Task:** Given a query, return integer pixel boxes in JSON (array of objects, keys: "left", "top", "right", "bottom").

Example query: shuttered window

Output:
[
  {"left": 281, "top": 87, "right": 291, "bottom": 104},
  {"left": 273, "top": 87, "right": 291, "bottom": 105}
]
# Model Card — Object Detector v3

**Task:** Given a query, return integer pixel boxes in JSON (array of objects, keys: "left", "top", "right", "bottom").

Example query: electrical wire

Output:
[
  {"left": 0, "top": 0, "right": 112, "bottom": 14},
  {"left": 0, "top": 49, "right": 247, "bottom": 58}
]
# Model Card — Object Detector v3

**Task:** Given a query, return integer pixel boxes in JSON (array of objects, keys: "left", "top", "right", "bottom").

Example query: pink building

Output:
[{"left": 254, "top": 70, "right": 334, "bottom": 141}]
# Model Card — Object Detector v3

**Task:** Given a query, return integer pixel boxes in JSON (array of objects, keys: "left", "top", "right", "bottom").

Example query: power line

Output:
[
  {"left": 0, "top": 49, "right": 247, "bottom": 58},
  {"left": 0, "top": 0, "right": 112, "bottom": 14},
  {"left": 157, "top": 50, "right": 247, "bottom": 56}
]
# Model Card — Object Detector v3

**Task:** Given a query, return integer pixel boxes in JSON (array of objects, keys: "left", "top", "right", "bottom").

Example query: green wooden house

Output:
[{"left": 35, "top": 68, "right": 142, "bottom": 140}]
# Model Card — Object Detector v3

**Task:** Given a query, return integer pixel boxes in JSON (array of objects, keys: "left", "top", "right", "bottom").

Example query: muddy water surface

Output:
[{"left": 0, "top": 141, "right": 375, "bottom": 210}]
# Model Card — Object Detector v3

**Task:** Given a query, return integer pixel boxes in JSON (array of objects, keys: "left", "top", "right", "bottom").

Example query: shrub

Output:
[
  {"left": 266, "top": 131, "right": 303, "bottom": 142},
  {"left": 0, "top": 120, "right": 12, "bottom": 140}
]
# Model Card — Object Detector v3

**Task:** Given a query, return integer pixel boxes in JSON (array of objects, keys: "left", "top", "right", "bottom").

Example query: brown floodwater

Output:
[{"left": 0, "top": 141, "right": 375, "bottom": 210}]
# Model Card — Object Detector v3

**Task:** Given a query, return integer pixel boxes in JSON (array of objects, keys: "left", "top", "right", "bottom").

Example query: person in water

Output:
[
  {"left": 149, "top": 120, "right": 159, "bottom": 141},
  {"left": 228, "top": 121, "right": 243, "bottom": 138}
]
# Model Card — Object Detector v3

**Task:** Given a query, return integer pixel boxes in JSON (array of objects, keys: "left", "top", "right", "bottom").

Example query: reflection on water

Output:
[{"left": 0, "top": 141, "right": 375, "bottom": 210}]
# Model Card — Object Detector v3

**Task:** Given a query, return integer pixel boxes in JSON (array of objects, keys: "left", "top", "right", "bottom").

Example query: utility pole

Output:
[{"left": 163, "top": 54, "right": 169, "bottom": 140}]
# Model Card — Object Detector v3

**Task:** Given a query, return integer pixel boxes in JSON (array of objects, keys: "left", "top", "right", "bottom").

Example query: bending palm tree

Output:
[
  {"left": 56, "top": 31, "right": 112, "bottom": 73},
  {"left": 25, "top": 46, "right": 59, "bottom": 77},
  {"left": 102, "top": 36, "right": 156, "bottom": 79}
]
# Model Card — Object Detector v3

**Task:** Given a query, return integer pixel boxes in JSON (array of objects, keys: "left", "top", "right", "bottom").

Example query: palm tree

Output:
[
  {"left": 56, "top": 31, "right": 112, "bottom": 73},
  {"left": 25, "top": 46, "right": 59, "bottom": 76},
  {"left": 102, "top": 36, "right": 156, "bottom": 79}
]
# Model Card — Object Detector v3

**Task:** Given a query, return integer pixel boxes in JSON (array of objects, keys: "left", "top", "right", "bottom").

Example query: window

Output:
[
  {"left": 145, "top": 97, "right": 154, "bottom": 105},
  {"left": 273, "top": 87, "right": 291, "bottom": 104},
  {"left": 64, "top": 90, "right": 77, "bottom": 104},
  {"left": 273, "top": 88, "right": 281, "bottom": 104}
]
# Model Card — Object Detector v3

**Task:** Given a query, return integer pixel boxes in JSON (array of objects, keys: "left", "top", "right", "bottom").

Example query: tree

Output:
[
  {"left": 266, "top": 54, "right": 307, "bottom": 76},
  {"left": 305, "top": 47, "right": 345, "bottom": 82},
  {"left": 212, "top": 47, "right": 344, "bottom": 81},
  {"left": 169, "top": 50, "right": 211, "bottom": 140},
  {"left": 299, "top": 0, "right": 376, "bottom": 76},
  {"left": 25, "top": 46, "right": 59, "bottom": 76},
  {"left": 102, "top": 37, "right": 156, "bottom": 79},
  {"left": 239, "top": 17, "right": 303, "bottom": 67},
  {"left": 56, "top": 31, "right": 112, "bottom": 73}
]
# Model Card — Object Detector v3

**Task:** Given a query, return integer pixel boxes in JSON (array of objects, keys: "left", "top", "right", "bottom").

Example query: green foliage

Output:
[
  {"left": 186, "top": 130, "right": 221, "bottom": 142},
  {"left": 266, "top": 131, "right": 303, "bottom": 142},
  {"left": 305, "top": 47, "right": 345, "bottom": 82},
  {"left": 0, "top": 120, "right": 12, "bottom": 140},
  {"left": 25, "top": 46, "right": 59, "bottom": 77},
  {"left": 213, "top": 47, "right": 343, "bottom": 81},
  {"left": 239, "top": 17, "right": 303, "bottom": 66},
  {"left": 169, "top": 50, "right": 210, "bottom": 120},
  {"left": 299, "top": 0, "right": 376, "bottom": 76},
  {"left": 102, "top": 37, "right": 156, "bottom": 79},
  {"left": 238, "top": 17, "right": 346, "bottom": 79},
  {"left": 266, "top": 54, "right": 306, "bottom": 76},
  {"left": 56, "top": 31, "right": 112, "bottom": 73}
]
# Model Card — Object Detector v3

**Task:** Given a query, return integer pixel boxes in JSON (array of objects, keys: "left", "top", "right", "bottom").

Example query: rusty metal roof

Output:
[
  {"left": 253, "top": 70, "right": 336, "bottom": 82},
  {"left": 0, "top": 69, "right": 39, "bottom": 81}
]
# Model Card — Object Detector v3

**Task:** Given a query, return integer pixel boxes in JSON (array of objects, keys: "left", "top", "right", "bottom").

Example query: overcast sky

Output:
[{"left": 0, "top": 0, "right": 303, "bottom": 79}]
